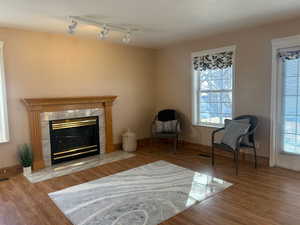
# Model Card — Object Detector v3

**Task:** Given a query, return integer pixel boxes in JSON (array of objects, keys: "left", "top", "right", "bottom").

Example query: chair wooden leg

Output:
[
  {"left": 211, "top": 146, "right": 215, "bottom": 166},
  {"left": 235, "top": 151, "right": 239, "bottom": 175},
  {"left": 254, "top": 147, "right": 257, "bottom": 168}
]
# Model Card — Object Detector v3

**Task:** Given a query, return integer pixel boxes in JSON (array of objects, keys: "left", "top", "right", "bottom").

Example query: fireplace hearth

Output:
[{"left": 49, "top": 116, "right": 100, "bottom": 164}]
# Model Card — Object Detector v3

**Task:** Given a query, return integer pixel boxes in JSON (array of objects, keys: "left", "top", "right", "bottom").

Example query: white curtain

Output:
[{"left": 0, "top": 41, "right": 9, "bottom": 142}]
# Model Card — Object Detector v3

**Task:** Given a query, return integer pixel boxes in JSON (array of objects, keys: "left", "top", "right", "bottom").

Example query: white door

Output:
[{"left": 271, "top": 36, "right": 300, "bottom": 170}]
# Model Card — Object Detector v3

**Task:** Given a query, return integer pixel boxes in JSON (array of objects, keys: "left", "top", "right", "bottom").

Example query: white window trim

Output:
[
  {"left": 0, "top": 41, "right": 9, "bottom": 143},
  {"left": 191, "top": 45, "right": 236, "bottom": 128}
]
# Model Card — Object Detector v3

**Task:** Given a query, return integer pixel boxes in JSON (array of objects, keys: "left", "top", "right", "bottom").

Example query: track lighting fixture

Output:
[
  {"left": 67, "top": 16, "right": 137, "bottom": 44},
  {"left": 67, "top": 20, "right": 78, "bottom": 35}
]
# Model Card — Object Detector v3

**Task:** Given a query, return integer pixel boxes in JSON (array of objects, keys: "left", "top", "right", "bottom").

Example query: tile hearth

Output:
[{"left": 26, "top": 151, "right": 135, "bottom": 183}]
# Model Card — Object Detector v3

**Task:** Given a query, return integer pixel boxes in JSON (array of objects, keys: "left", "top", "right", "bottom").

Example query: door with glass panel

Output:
[{"left": 277, "top": 48, "right": 300, "bottom": 170}]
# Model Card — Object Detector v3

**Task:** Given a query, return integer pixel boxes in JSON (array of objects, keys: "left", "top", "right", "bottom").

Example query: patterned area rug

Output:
[{"left": 49, "top": 160, "right": 232, "bottom": 225}]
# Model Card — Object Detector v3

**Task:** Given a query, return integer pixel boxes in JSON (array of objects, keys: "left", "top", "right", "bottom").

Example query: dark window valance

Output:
[
  {"left": 193, "top": 51, "right": 233, "bottom": 71},
  {"left": 278, "top": 50, "right": 300, "bottom": 61}
]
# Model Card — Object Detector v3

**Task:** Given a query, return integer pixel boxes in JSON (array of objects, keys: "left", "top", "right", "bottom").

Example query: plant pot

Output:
[{"left": 23, "top": 166, "right": 32, "bottom": 177}]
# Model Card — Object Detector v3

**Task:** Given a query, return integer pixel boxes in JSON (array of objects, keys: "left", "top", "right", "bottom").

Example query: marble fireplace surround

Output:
[
  {"left": 22, "top": 96, "right": 117, "bottom": 170},
  {"left": 40, "top": 108, "right": 106, "bottom": 167}
]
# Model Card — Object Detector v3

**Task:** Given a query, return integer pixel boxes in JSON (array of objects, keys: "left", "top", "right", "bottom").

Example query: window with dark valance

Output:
[{"left": 192, "top": 46, "right": 235, "bottom": 127}]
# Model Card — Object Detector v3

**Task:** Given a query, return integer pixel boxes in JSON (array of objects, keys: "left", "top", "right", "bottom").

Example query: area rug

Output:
[{"left": 49, "top": 160, "right": 232, "bottom": 225}]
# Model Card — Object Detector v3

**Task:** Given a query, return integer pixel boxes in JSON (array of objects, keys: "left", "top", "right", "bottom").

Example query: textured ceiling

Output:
[{"left": 0, "top": 0, "right": 300, "bottom": 48}]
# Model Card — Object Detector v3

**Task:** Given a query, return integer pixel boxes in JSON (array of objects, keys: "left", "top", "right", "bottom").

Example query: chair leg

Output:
[
  {"left": 254, "top": 147, "right": 257, "bottom": 168},
  {"left": 211, "top": 146, "right": 215, "bottom": 166},
  {"left": 173, "top": 137, "right": 177, "bottom": 153},
  {"left": 235, "top": 151, "right": 239, "bottom": 176},
  {"left": 149, "top": 137, "right": 154, "bottom": 153}
]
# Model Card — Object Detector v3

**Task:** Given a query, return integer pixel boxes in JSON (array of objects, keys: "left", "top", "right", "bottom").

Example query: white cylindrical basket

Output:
[{"left": 122, "top": 129, "right": 137, "bottom": 152}]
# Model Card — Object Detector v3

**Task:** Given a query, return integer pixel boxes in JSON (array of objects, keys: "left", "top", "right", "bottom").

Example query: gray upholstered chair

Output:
[
  {"left": 151, "top": 109, "right": 181, "bottom": 152},
  {"left": 211, "top": 115, "right": 258, "bottom": 175}
]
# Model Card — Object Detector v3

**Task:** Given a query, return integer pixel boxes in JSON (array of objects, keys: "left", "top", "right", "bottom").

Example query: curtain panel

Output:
[
  {"left": 0, "top": 41, "right": 9, "bottom": 143},
  {"left": 193, "top": 51, "right": 233, "bottom": 71}
]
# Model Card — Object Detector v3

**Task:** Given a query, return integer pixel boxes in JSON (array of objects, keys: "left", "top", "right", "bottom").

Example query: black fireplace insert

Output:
[{"left": 49, "top": 116, "right": 100, "bottom": 165}]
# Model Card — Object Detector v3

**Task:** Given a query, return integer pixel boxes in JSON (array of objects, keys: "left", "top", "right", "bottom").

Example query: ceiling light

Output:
[
  {"left": 103, "top": 24, "right": 109, "bottom": 35},
  {"left": 98, "top": 24, "right": 109, "bottom": 40},
  {"left": 67, "top": 16, "right": 137, "bottom": 44},
  {"left": 67, "top": 20, "right": 78, "bottom": 35},
  {"left": 122, "top": 31, "right": 131, "bottom": 44}
]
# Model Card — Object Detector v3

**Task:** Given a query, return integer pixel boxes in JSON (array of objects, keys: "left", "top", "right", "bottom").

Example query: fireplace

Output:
[
  {"left": 22, "top": 96, "right": 117, "bottom": 170},
  {"left": 49, "top": 116, "right": 100, "bottom": 164}
]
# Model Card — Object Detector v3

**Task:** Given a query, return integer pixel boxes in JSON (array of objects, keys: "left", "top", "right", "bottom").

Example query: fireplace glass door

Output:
[{"left": 49, "top": 116, "right": 100, "bottom": 164}]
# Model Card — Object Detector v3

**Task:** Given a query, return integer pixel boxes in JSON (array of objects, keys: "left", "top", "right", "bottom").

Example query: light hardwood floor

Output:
[{"left": 1, "top": 144, "right": 300, "bottom": 225}]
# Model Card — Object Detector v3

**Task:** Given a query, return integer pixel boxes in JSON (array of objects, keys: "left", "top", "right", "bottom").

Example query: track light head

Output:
[
  {"left": 102, "top": 24, "right": 109, "bottom": 35},
  {"left": 98, "top": 31, "right": 105, "bottom": 40},
  {"left": 98, "top": 24, "right": 110, "bottom": 40},
  {"left": 122, "top": 31, "right": 131, "bottom": 44},
  {"left": 67, "top": 20, "right": 78, "bottom": 34}
]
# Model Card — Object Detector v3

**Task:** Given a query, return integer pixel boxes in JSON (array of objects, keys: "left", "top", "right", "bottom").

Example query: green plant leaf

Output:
[{"left": 18, "top": 144, "right": 33, "bottom": 167}]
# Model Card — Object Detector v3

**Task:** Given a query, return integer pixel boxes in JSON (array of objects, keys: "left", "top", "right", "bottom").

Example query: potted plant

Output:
[{"left": 18, "top": 144, "right": 33, "bottom": 176}]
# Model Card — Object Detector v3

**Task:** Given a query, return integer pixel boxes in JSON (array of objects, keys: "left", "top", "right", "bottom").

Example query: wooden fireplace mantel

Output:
[{"left": 22, "top": 96, "right": 117, "bottom": 170}]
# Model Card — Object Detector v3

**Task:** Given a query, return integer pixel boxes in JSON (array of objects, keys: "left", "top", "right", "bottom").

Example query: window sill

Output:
[
  {"left": 192, "top": 123, "right": 223, "bottom": 129},
  {"left": 0, "top": 139, "right": 9, "bottom": 144},
  {"left": 279, "top": 151, "right": 300, "bottom": 157}
]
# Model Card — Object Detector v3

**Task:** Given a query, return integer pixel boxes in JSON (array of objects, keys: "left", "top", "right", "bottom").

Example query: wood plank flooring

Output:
[{"left": 1, "top": 144, "right": 300, "bottom": 225}]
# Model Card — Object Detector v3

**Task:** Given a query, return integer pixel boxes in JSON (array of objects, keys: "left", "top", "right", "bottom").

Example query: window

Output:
[
  {"left": 279, "top": 48, "right": 300, "bottom": 155},
  {"left": 0, "top": 41, "right": 9, "bottom": 143},
  {"left": 192, "top": 46, "right": 235, "bottom": 127}
]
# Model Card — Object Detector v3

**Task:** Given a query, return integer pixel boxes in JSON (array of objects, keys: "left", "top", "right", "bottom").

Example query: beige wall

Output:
[
  {"left": 155, "top": 18, "right": 300, "bottom": 157},
  {"left": 0, "top": 27, "right": 157, "bottom": 168}
]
